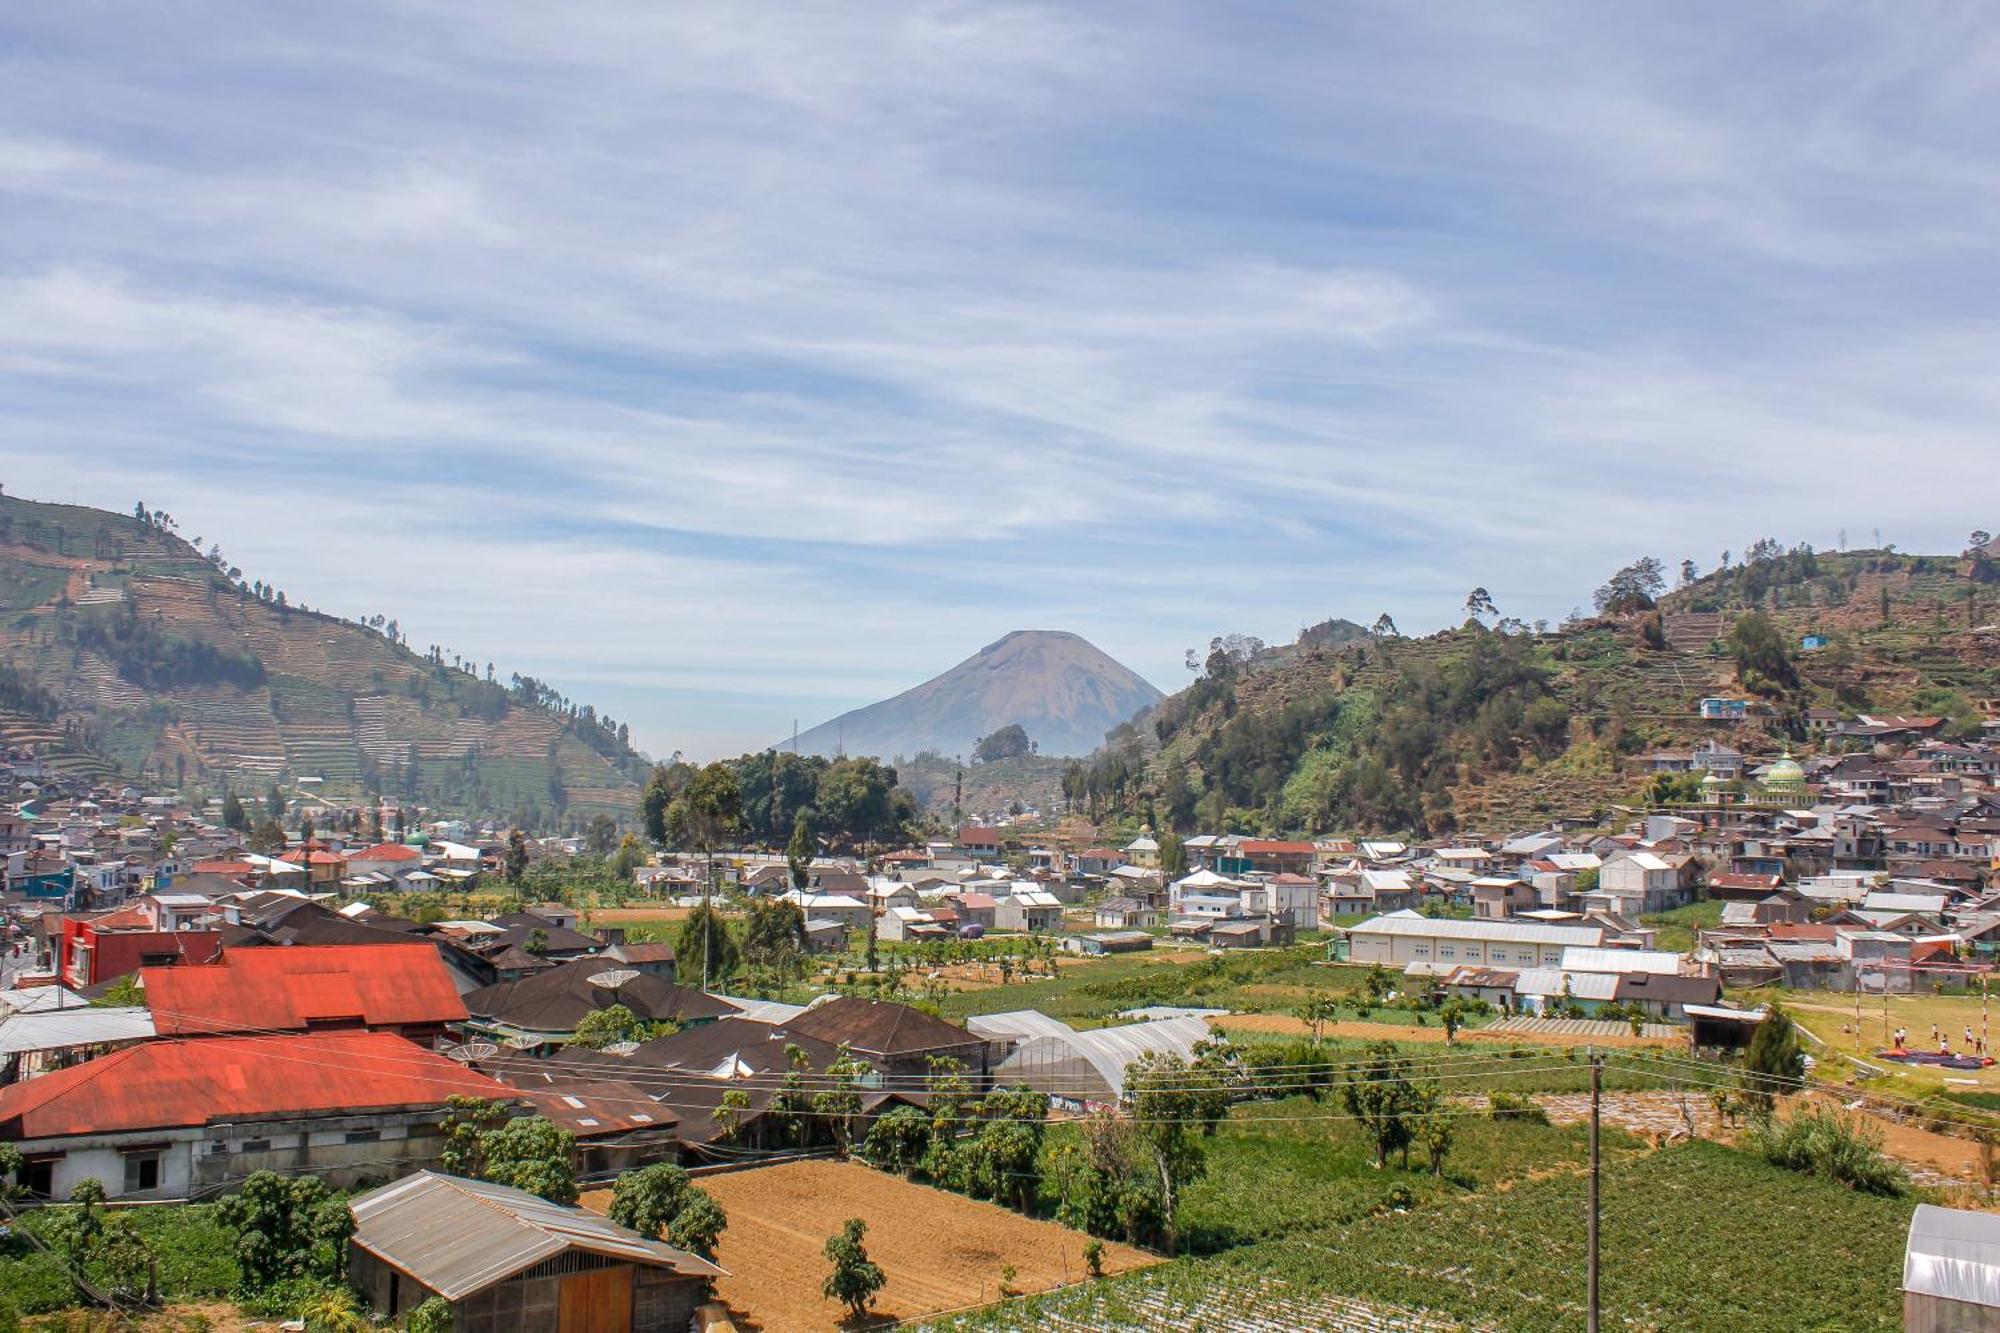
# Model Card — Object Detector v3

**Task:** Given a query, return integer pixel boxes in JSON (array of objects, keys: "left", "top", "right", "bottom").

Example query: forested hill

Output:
[
  {"left": 1064, "top": 540, "right": 1998, "bottom": 839},
  {"left": 0, "top": 493, "right": 646, "bottom": 826}
]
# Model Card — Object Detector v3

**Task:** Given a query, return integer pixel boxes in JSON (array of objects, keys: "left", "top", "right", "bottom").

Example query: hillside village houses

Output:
[{"left": 0, "top": 710, "right": 1993, "bottom": 1214}]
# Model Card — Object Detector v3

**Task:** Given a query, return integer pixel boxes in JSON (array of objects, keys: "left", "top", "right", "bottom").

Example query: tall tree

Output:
[
  {"left": 786, "top": 808, "right": 815, "bottom": 890},
  {"left": 504, "top": 828, "right": 530, "bottom": 884},
  {"left": 1743, "top": 1003, "right": 1805, "bottom": 1112},
  {"left": 1124, "top": 1052, "right": 1215, "bottom": 1255},
  {"left": 607, "top": 1162, "right": 728, "bottom": 1261},
  {"left": 668, "top": 762, "right": 745, "bottom": 989}
]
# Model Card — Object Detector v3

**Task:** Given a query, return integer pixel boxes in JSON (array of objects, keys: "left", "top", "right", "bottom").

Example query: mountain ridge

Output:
[
  {"left": 0, "top": 493, "right": 644, "bottom": 826},
  {"left": 790, "top": 629, "right": 1162, "bottom": 761}
]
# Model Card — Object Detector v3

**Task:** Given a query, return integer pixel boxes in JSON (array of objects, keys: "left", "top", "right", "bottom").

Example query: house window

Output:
[
  {"left": 1413, "top": 943, "right": 1429, "bottom": 958},
  {"left": 122, "top": 1151, "right": 161, "bottom": 1193},
  {"left": 238, "top": 1139, "right": 271, "bottom": 1153},
  {"left": 1439, "top": 945, "right": 1456, "bottom": 960},
  {"left": 343, "top": 1130, "right": 380, "bottom": 1145}
]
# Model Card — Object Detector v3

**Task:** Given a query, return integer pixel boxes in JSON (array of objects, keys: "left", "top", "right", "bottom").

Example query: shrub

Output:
[
  {"left": 1744, "top": 1108, "right": 1909, "bottom": 1196},
  {"left": 1488, "top": 1091, "right": 1550, "bottom": 1125}
]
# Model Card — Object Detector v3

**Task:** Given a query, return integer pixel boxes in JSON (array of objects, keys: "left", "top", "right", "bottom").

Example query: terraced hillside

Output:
[
  {"left": 0, "top": 494, "right": 645, "bottom": 825},
  {"left": 1068, "top": 542, "right": 1997, "bottom": 837}
]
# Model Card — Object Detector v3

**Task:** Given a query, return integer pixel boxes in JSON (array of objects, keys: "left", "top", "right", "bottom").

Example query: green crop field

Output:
[{"left": 937, "top": 1139, "right": 1914, "bottom": 1332}]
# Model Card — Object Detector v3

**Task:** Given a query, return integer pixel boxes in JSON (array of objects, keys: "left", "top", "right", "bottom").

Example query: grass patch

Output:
[
  {"left": 0, "top": 1203, "right": 239, "bottom": 1314},
  {"left": 1640, "top": 899, "right": 1723, "bottom": 952}
]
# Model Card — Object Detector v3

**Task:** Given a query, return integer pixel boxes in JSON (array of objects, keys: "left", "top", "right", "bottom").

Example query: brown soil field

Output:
[
  {"left": 585, "top": 1159, "right": 1154, "bottom": 1331},
  {"left": 1211, "top": 1013, "right": 1674, "bottom": 1050}
]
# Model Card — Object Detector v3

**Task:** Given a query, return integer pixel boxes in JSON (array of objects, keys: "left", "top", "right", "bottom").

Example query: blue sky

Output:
[{"left": 3, "top": 3, "right": 1996, "bottom": 759}]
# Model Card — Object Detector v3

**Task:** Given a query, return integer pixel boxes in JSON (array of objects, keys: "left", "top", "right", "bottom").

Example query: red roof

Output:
[
  {"left": 1241, "top": 840, "right": 1317, "bottom": 855},
  {"left": 143, "top": 944, "right": 466, "bottom": 1036},
  {"left": 1709, "top": 873, "right": 1783, "bottom": 891},
  {"left": 0, "top": 1032, "right": 505, "bottom": 1140},
  {"left": 191, "top": 861, "right": 257, "bottom": 876},
  {"left": 351, "top": 843, "right": 422, "bottom": 862}
]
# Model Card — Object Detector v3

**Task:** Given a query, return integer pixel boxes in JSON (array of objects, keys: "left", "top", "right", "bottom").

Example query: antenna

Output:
[{"left": 792, "top": 718, "right": 799, "bottom": 753}]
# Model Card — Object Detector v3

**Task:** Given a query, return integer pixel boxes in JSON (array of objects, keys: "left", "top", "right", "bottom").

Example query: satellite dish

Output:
[
  {"left": 602, "top": 1041, "right": 641, "bottom": 1056},
  {"left": 449, "top": 1041, "right": 499, "bottom": 1063},
  {"left": 589, "top": 969, "right": 640, "bottom": 990},
  {"left": 502, "top": 1033, "right": 541, "bottom": 1050}
]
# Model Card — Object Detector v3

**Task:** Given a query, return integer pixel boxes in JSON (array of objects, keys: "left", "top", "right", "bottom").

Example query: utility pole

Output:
[{"left": 1588, "top": 1048, "right": 1602, "bottom": 1333}]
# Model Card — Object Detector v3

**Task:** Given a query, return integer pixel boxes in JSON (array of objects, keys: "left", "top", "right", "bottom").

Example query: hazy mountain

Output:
[{"left": 791, "top": 630, "right": 1163, "bottom": 761}]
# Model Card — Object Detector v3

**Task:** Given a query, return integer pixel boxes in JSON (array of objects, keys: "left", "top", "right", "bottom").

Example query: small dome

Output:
[{"left": 1701, "top": 770, "right": 1727, "bottom": 788}]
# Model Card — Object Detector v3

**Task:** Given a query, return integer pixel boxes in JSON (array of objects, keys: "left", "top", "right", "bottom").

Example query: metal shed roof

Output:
[
  {"left": 349, "top": 1171, "right": 722, "bottom": 1300},
  {"left": 1348, "top": 910, "right": 1604, "bottom": 947},
  {"left": 0, "top": 1006, "right": 155, "bottom": 1056}
]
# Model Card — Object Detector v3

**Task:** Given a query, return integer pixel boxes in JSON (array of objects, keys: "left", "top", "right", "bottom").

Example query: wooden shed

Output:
[{"left": 348, "top": 1171, "right": 723, "bottom": 1333}]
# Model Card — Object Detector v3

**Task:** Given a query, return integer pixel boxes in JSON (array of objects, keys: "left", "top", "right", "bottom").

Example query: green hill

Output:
[
  {"left": 1064, "top": 542, "right": 1998, "bottom": 838},
  {"left": 0, "top": 493, "right": 645, "bottom": 827}
]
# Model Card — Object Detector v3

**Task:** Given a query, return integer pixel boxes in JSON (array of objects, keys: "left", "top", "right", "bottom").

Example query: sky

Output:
[{"left": 2, "top": 3, "right": 1996, "bottom": 760}]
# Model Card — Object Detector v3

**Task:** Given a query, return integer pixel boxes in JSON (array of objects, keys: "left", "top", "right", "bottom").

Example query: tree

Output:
[
  {"left": 216, "top": 1171, "right": 350, "bottom": 1290},
  {"left": 1438, "top": 997, "right": 1467, "bottom": 1045},
  {"left": 675, "top": 903, "right": 740, "bottom": 987},
  {"left": 1727, "top": 611, "right": 1799, "bottom": 694},
  {"left": 221, "top": 793, "right": 249, "bottom": 832},
  {"left": 585, "top": 814, "right": 618, "bottom": 857},
  {"left": 246, "top": 818, "right": 285, "bottom": 856},
  {"left": 713, "top": 1089, "right": 751, "bottom": 1143},
  {"left": 744, "top": 897, "right": 807, "bottom": 985},
  {"left": 477, "top": 1116, "right": 578, "bottom": 1204},
  {"left": 504, "top": 828, "right": 530, "bottom": 884},
  {"left": 669, "top": 763, "right": 744, "bottom": 989},
  {"left": 862, "top": 1105, "right": 931, "bottom": 1177},
  {"left": 609, "top": 834, "right": 647, "bottom": 881},
  {"left": 1464, "top": 587, "right": 1496, "bottom": 622},
  {"left": 1743, "top": 1003, "right": 1805, "bottom": 1112},
  {"left": 1158, "top": 831, "right": 1188, "bottom": 878},
  {"left": 1410, "top": 1080, "right": 1454, "bottom": 1175},
  {"left": 1294, "top": 994, "right": 1340, "bottom": 1043},
  {"left": 439, "top": 1095, "right": 509, "bottom": 1177},
  {"left": 1594, "top": 556, "right": 1666, "bottom": 615},
  {"left": 98, "top": 1215, "right": 159, "bottom": 1305},
  {"left": 1124, "top": 1052, "right": 1215, "bottom": 1255},
  {"left": 607, "top": 1163, "right": 729, "bottom": 1261},
  {"left": 266, "top": 785, "right": 284, "bottom": 819},
  {"left": 786, "top": 808, "right": 815, "bottom": 890},
  {"left": 812, "top": 1046, "right": 871, "bottom": 1157},
  {"left": 1343, "top": 1043, "right": 1416, "bottom": 1169},
  {"left": 1679, "top": 558, "right": 1699, "bottom": 587},
  {"left": 1370, "top": 612, "right": 1398, "bottom": 638},
  {"left": 973, "top": 723, "right": 1032, "bottom": 763},
  {"left": 639, "top": 760, "right": 693, "bottom": 844},
  {"left": 572, "top": 1003, "right": 670, "bottom": 1050},
  {"left": 821, "top": 1218, "right": 886, "bottom": 1320}
]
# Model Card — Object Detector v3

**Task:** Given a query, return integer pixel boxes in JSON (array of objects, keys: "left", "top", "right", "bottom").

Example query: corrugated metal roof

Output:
[
  {"left": 1348, "top": 910, "right": 1604, "bottom": 947},
  {"left": 0, "top": 1006, "right": 155, "bottom": 1056},
  {"left": 0, "top": 1032, "right": 507, "bottom": 1138},
  {"left": 1559, "top": 948, "right": 1683, "bottom": 976},
  {"left": 144, "top": 943, "right": 465, "bottom": 1036},
  {"left": 1513, "top": 969, "right": 1619, "bottom": 1001},
  {"left": 350, "top": 1171, "right": 723, "bottom": 1300}
]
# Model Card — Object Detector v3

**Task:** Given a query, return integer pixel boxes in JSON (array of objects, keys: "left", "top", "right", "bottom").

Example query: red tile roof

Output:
[
  {"left": 1241, "top": 840, "right": 1317, "bottom": 855},
  {"left": 191, "top": 861, "right": 257, "bottom": 876},
  {"left": 143, "top": 943, "right": 466, "bottom": 1036},
  {"left": 351, "top": 843, "right": 423, "bottom": 862},
  {"left": 0, "top": 1032, "right": 505, "bottom": 1139}
]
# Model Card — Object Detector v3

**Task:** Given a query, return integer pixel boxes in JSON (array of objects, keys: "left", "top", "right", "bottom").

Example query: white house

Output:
[
  {"left": 1594, "top": 852, "right": 1687, "bottom": 914},
  {"left": 1346, "top": 910, "right": 1605, "bottom": 969}
]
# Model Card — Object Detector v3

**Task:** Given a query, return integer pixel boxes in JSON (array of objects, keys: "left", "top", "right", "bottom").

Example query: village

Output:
[{"left": 0, "top": 690, "right": 1998, "bottom": 1331}]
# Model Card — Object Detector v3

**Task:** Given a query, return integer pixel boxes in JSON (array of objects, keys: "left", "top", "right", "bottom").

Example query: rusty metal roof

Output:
[
  {"left": 349, "top": 1171, "right": 723, "bottom": 1299},
  {"left": 143, "top": 943, "right": 466, "bottom": 1036},
  {"left": 0, "top": 1031, "right": 506, "bottom": 1139}
]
